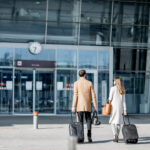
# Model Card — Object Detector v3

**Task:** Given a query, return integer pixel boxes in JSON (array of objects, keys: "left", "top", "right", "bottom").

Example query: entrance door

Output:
[
  {"left": 14, "top": 69, "right": 55, "bottom": 114},
  {"left": 35, "top": 70, "right": 54, "bottom": 113},
  {"left": 14, "top": 70, "right": 33, "bottom": 113},
  {"left": 0, "top": 69, "right": 13, "bottom": 114}
]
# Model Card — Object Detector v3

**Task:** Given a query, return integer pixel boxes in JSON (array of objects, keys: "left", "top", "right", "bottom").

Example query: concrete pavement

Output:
[{"left": 0, "top": 116, "right": 150, "bottom": 150}]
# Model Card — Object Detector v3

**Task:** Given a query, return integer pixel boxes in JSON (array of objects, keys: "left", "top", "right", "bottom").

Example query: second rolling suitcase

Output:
[{"left": 122, "top": 115, "right": 139, "bottom": 144}]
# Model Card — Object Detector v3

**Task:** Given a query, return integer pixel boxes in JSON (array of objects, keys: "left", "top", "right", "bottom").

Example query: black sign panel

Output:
[{"left": 15, "top": 60, "right": 55, "bottom": 68}]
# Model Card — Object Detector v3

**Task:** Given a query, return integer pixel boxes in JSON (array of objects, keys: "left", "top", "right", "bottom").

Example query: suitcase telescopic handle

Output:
[{"left": 123, "top": 114, "right": 130, "bottom": 125}]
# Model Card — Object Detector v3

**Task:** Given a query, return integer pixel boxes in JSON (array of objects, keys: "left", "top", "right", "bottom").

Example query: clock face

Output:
[{"left": 29, "top": 42, "right": 42, "bottom": 55}]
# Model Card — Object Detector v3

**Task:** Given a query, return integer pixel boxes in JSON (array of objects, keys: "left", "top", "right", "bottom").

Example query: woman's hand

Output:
[
  {"left": 72, "top": 107, "right": 76, "bottom": 112},
  {"left": 124, "top": 111, "right": 127, "bottom": 116}
]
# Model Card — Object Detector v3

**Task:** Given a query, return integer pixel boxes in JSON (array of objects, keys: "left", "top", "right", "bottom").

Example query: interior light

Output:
[{"left": 36, "top": 1, "right": 40, "bottom": 5}]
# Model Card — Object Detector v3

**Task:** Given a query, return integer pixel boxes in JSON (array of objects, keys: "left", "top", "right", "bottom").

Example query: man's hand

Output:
[
  {"left": 72, "top": 107, "right": 76, "bottom": 112},
  {"left": 94, "top": 107, "right": 97, "bottom": 111},
  {"left": 124, "top": 111, "right": 127, "bottom": 116}
]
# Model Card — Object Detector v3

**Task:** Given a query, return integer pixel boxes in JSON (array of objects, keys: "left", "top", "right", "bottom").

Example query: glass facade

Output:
[
  {"left": 0, "top": 45, "right": 111, "bottom": 114},
  {"left": 0, "top": 69, "right": 13, "bottom": 114},
  {"left": 0, "top": 0, "right": 150, "bottom": 114}
]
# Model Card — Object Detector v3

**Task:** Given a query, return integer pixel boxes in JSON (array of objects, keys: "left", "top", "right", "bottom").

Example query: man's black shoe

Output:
[{"left": 78, "top": 139, "right": 84, "bottom": 143}]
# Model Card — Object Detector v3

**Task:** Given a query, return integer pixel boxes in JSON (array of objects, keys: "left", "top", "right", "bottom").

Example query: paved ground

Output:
[{"left": 0, "top": 116, "right": 150, "bottom": 150}]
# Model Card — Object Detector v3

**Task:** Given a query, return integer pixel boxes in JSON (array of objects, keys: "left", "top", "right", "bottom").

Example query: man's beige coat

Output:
[{"left": 72, "top": 77, "right": 97, "bottom": 112}]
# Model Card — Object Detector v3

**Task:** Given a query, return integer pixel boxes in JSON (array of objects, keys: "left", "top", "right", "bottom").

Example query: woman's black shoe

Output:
[
  {"left": 113, "top": 135, "right": 118, "bottom": 143},
  {"left": 88, "top": 137, "right": 93, "bottom": 143}
]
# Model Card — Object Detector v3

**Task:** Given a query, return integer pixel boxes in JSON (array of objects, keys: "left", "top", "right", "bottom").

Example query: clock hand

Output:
[{"left": 33, "top": 46, "right": 37, "bottom": 53}]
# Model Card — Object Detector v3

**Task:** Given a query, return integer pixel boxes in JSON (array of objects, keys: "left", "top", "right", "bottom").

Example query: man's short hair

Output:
[{"left": 79, "top": 70, "right": 86, "bottom": 77}]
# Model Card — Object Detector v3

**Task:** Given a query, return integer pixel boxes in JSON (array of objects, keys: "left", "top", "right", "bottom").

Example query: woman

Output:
[{"left": 109, "top": 77, "right": 127, "bottom": 143}]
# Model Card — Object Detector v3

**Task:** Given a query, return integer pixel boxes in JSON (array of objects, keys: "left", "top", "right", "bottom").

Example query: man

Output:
[{"left": 72, "top": 70, "right": 97, "bottom": 143}]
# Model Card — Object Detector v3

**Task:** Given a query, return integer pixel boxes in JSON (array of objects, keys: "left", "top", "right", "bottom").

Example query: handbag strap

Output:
[
  {"left": 107, "top": 98, "right": 112, "bottom": 104},
  {"left": 93, "top": 110, "right": 97, "bottom": 116}
]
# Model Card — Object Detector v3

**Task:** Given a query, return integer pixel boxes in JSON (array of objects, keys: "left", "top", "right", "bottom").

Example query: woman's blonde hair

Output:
[{"left": 114, "top": 77, "right": 126, "bottom": 95}]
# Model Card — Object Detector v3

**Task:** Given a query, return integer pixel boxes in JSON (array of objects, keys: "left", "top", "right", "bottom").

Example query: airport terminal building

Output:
[{"left": 0, "top": 0, "right": 150, "bottom": 115}]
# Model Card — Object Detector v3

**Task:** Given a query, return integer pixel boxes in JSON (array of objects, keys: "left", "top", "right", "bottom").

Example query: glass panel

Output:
[
  {"left": 112, "top": 25, "right": 148, "bottom": 47},
  {"left": 56, "top": 70, "right": 77, "bottom": 114},
  {"left": 57, "top": 49, "right": 76, "bottom": 68},
  {"left": 113, "top": 2, "right": 149, "bottom": 25},
  {"left": 98, "top": 50, "right": 109, "bottom": 70},
  {"left": 80, "top": 24, "right": 110, "bottom": 46},
  {"left": 81, "top": 0, "right": 111, "bottom": 24},
  {"left": 0, "top": 20, "right": 45, "bottom": 43},
  {"left": 15, "top": 48, "right": 55, "bottom": 61},
  {"left": 0, "top": 0, "right": 46, "bottom": 21},
  {"left": 113, "top": 48, "right": 147, "bottom": 71},
  {"left": 47, "top": 22, "right": 78, "bottom": 44},
  {"left": 86, "top": 73, "right": 94, "bottom": 84},
  {"left": 114, "top": 72, "right": 145, "bottom": 114},
  {"left": 14, "top": 70, "right": 33, "bottom": 113},
  {"left": 86, "top": 72, "right": 97, "bottom": 112},
  {"left": 0, "top": 69, "right": 13, "bottom": 114},
  {"left": 48, "top": 0, "right": 80, "bottom": 22},
  {"left": 35, "top": 71, "right": 54, "bottom": 113},
  {"left": 78, "top": 50, "right": 97, "bottom": 69},
  {"left": 98, "top": 71, "right": 109, "bottom": 114},
  {"left": 0, "top": 48, "right": 13, "bottom": 66}
]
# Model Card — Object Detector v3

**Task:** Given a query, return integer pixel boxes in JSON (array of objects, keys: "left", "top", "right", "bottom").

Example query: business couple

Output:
[{"left": 72, "top": 70, "right": 127, "bottom": 143}]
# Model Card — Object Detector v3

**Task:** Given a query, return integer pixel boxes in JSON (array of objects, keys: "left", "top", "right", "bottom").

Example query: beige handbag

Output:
[{"left": 102, "top": 99, "right": 112, "bottom": 115}]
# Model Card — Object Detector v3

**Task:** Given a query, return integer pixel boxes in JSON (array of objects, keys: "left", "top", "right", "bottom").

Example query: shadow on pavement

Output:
[
  {"left": 119, "top": 137, "right": 150, "bottom": 145},
  {"left": 0, "top": 116, "right": 71, "bottom": 126},
  {"left": 137, "top": 137, "right": 150, "bottom": 145},
  {"left": 83, "top": 139, "right": 112, "bottom": 144},
  {"left": 0, "top": 115, "right": 150, "bottom": 126}
]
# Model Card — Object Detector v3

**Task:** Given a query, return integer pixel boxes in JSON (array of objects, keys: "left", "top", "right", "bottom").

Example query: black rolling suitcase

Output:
[
  {"left": 122, "top": 115, "right": 139, "bottom": 144},
  {"left": 69, "top": 113, "right": 84, "bottom": 143}
]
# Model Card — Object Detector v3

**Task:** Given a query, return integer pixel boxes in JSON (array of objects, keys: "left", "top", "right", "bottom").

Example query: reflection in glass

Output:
[
  {"left": 112, "top": 25, "right": 148, "bottom": 47},
  {"left": 35, "top": 71, "right": 54, "bottom": 113},
  {"left": 56, "top": 70, "right": 77, "bottom": 114},
  {"left": 81, "top": 0, "right": 111, "bottom": 24},
  {"left": 98, "top": 51, "right": 109, "bottom": 70},
  {"left": 0, "top": 48, "right": 13, "bottom": 66},
  {"left": 114, "top": 72, "right": 145, "bottom": 114},
  {"left": 79, "top": 50, "right": 97, "bottom": 69},
  {"left": 0, "top": 20, "right": 45, "bottom": 43},
  {"left": 15, "top": 48, "right": 55, "bottom": 61},
  {"left": 0, "top": 69, "right": 13, "bottom": 114},
  {"left": 0, "top": 0, "right": 46, "bottom": 21},
  {"left": 113, "top": 48, "right": 147, "bottom": 71},
  {"left": 48, "top": 0, "right": 79, "bottom": 22},
  {"left": 57, "top": 49, "right": 76, "bottom": 68},
  {"left": 113, "top": 2, "right": 149, "bottom": 25},
  {"left": 98, "top": 72, "right": 109, "bottom": 114},
  {"left": 47, "top": 22, "right": 78, "bottom": 44},
  {"left": 86, "top": 73, "right": 94, "bottom": 84},
  {"left": 80, "top": 24, "right": 110, "bottom": 45}
]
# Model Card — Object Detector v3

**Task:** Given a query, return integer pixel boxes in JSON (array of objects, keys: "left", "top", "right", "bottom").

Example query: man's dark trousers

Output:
[{"left": 77, "top": 111, "right": 92, "bottom": 138}]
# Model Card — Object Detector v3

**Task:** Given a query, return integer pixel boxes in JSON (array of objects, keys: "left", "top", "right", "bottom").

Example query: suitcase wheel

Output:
[
  {"left": 125, "top": 140, "right": 129, "bottom": 144},
  {"left": 125, "top": 139, "right": 138, "bottom": 144},
  {"left": 133, "top": 139, "right": 138, "bottom": 143}
]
